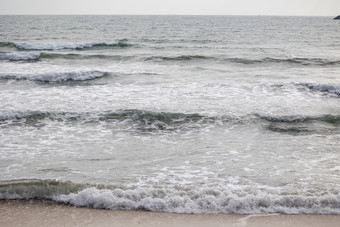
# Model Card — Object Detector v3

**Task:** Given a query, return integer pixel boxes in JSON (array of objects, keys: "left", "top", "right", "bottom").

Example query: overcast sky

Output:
[{"left": 0, "top": 0, "right": 339, "bottom": 16}]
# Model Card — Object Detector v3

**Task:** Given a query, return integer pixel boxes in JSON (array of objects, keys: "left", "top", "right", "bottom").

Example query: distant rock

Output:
[{"left": 334, "top": 15, "right": 340, "bottom": 20}]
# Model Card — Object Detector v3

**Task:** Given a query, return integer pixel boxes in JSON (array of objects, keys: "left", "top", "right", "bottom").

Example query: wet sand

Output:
[{"left": 1, "top": 200, "right": 339, "bottom": 227}]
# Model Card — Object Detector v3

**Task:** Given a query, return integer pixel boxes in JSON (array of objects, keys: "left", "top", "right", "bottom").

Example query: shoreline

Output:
[{"left": 1, "top": 200, "right": 340, "bottom": 227}]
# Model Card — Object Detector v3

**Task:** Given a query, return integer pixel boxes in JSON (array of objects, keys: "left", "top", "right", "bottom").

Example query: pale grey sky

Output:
[{"left": 0, "top": 0, "right": 339, "bottom": 16}]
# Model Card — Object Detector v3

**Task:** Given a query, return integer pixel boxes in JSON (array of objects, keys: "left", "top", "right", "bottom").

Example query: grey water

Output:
[{"left": 0, "top": 15, "right": 340, "bottom": 214}]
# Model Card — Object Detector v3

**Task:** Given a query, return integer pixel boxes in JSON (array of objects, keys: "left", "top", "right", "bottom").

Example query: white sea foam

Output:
[
  {"left": 1, "top": 182, "right": 339, "bottom": 214},
  {"left": 0, "top": 71, "right": 107, "bottom": 82},
  {"left": 0, "top": 52, "right": 40, "bottom": 61},
  {"left": 50, "top": 187, "right": 340, "bottom": 214}
]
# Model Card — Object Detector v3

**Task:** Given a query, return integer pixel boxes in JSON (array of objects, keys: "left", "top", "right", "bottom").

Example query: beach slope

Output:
[{"left": 1, "top": 200, "right": 340, "bottom": 227}]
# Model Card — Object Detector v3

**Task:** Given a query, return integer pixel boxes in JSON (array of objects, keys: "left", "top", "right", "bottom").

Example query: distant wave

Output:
[
  {"left": 4, "top": 53, "right": 338, "bottom": 67},
  {"left": 39, "top": 52, "right": 134, "bottom": 61},
  {"left": 230, "top": 57, "right": 340, "bottom": 66},
  {"left": 145, "top": 55, "right": 214, "bottom": 62},
  {"left": 1, "top": 179, "right": 340, "bottom": 214},
  {"left": 145, "top": 54, "right": 340, "bottom": 66},
  {"left": 299, "top": 83, "right": 340, "bottom": 96},
  {"left": 0, "top": 71, "right": 107, "bottom": 82},
  {"left": 0, "top": 52, "right": 135, "bottom": 61},
  {"left": 0, "top": 41, "right": 132, "bottom": 51}
]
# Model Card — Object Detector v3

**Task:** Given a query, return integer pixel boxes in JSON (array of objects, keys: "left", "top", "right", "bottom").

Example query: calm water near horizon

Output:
[{"left": 0, "top": 15, "right": 339, "bottom": 214}]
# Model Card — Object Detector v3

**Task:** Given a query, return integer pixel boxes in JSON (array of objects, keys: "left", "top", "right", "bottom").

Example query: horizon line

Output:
[{"left": 0, "top": 14, "right": 336, "bottom": 17}]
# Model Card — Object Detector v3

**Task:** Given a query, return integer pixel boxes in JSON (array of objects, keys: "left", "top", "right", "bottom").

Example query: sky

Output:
[{"left": 0, "top": 0, "right": 339, "bottom": 16}]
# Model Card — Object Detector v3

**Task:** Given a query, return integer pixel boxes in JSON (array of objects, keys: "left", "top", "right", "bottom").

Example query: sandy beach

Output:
[{"left": 1, "top": 200, "right": 339, "bottom": 227}]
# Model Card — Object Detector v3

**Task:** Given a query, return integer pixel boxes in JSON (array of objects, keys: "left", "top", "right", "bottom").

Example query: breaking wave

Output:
[
  {"left": 0, "top": 71, "right": 107, "bottom": 82},
  {"left": 1, "top": 179, "right": 339, "bottom": 214}
]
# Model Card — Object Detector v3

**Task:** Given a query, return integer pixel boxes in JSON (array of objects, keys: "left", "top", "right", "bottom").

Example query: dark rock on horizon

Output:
[{"left": 334, "top": 15, "right": 340, "bottom": 20}]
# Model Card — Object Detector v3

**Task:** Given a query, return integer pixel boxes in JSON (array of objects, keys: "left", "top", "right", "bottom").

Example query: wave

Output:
[
  {"left": 224, "top": 57, "right": 340, "bottom": 66},
  {"left": 102, "top": 109, "right": 223, "bottom": 131},
  {"left": 0, "top": 179, "right": 86, "bottom": 198},
  {"left": 0, "top": 71, "right": 107, "bottom": 82},
  {"left": 0, "top": 109, "right": 225, "bottom": 131},
  {"left": 255, "top": 113, "right": 340, "bottom": 134},
  {"left": 257, "top": 114, "right": 340, "bottom": 125},
  {"left": 145, "top": 55, "right": 340, "bottom": 66},
  {"left": 1, "top": 110, "right": 339, "bottom": 132},
  {"left": 0, "top": 41, "right": 131, "bottom": 51},
  {"left": 0, "top": 52, "right": 135, "bottom": 61},
  {"left": 0, "top": 41, "right": 16, "bottom": 48},
  {"left": 1, "top": 179, "right": 339, "bottom": 214},
  {"left": 39, "top": 52, "right": 134, "bottom": 61},
  {"left": 263, "top": 57, "right": 339, "bottom": 66},
  {"left": 0, "top": 109, "right": 205, "bottom": 121},
  {"left": 145, "top": 55, "right": 214, "bottom": 62},
  {"left": 0, "top": 52, "right": 40, "bottom": 61},
  {"left": 300, "top": 83, "right": 340, "bottom": 96}
]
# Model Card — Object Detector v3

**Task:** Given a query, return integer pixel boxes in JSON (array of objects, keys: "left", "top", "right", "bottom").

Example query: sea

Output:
[{"left": 0, "top": 15, "right": 339, "bottom": 214}]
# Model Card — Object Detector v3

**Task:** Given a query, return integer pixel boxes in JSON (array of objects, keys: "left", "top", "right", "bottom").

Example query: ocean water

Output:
[{"left": 0, "top": 15, "right": 340, "bottom": 214}]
